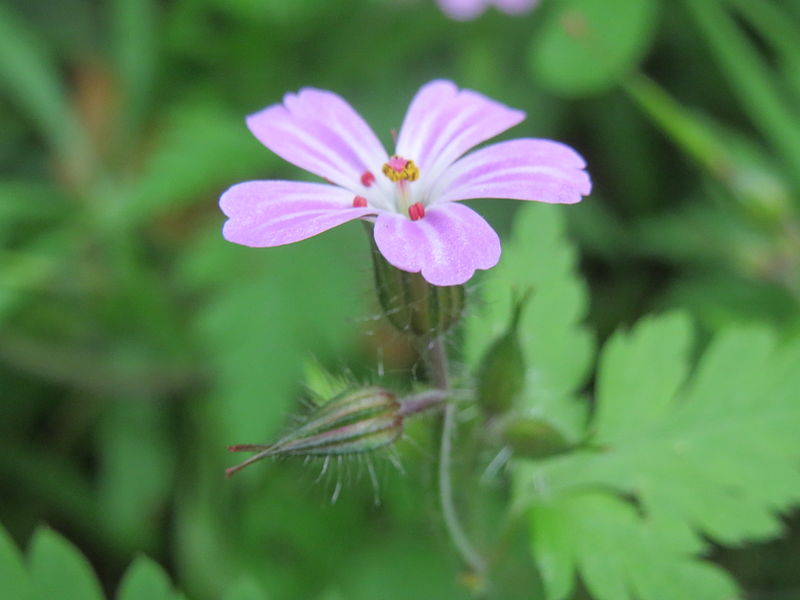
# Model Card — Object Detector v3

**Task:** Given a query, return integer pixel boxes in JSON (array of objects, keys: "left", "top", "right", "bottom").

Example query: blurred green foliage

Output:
[{"left": 2, "top": 0, "right": 800, "bottom": 598}]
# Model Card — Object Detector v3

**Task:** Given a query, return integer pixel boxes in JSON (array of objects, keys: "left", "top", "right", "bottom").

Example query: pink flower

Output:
[
  {"left": 220, "top": 80, "right": 590, "bottom": 286},
  {"left": 436, "top": 0, "right": 539, "bottom": 20}
]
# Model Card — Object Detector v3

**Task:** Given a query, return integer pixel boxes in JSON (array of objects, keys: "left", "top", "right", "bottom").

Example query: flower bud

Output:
[
  {"left": 500, "top": 416, "right": 572, "bottom": 459},
  {"left": 226, "top": 387, "right": 402, "bottom": 477},
  {"left": 476, "top": 292, "right": 529, "bottom": 416},
  {"left": 366, "top": 226, "right": 464, "bottom": 336}
]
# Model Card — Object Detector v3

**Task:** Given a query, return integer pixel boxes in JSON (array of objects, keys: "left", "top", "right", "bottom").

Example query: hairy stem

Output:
[
  {"left": 427, "top": 333, "right": 450, "bottom": 389},
  {"left": 399, "top": 389, "right": 449, "bottom": 417},
  {"left": 427, "top": 335, "right": 486, "bottom": 577}
]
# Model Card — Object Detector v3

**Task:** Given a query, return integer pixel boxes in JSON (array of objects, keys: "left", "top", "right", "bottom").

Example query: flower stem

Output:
[
  {"left": 427, "top": 333, "right": 450, "bottom": 390},
  {"left": 426, "top": 335, "right": 486, "bottom": 577},
  {"left": 399, "top": 389, "right": 449, "bottom": 417}
]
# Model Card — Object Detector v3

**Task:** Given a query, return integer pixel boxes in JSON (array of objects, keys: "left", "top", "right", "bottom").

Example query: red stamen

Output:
[
  {"left": 353, "top": 195, "right": 368, "bottom": 208},
  {"left": 408, "top": 202, "right": 425, "bottom": 221},
  {"left": 360, "top": 171, "right": 375, "bottom": 187}
]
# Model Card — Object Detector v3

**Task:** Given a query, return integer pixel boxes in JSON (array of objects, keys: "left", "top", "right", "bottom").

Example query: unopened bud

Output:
[
  {"left": 476, "top": 291, "right": 530, "bottom": 416},
  {"left": 226, "top": 387, "right": 402, "bottom": 477},
  {"left": 366, "top": 225, "right": 464, "bottom": 336},
  {"left": 501, "top": 416, "right": 571, "bottom": 459}
]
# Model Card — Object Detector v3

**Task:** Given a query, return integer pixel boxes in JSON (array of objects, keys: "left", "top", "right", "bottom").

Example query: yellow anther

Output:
[{"left": 382, "top": 157, "right": 420, "bottom": 182}]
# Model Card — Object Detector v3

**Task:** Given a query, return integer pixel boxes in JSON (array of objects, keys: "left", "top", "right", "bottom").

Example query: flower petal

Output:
[
  {"left": 433, "top": 138, "right": 592, "bottom": 204},
  {"left": 395, "top": 80, "right": 525, "bottom": 177},
  {"left": 373, "top": 202, "right": 500, "bottom": 286},
  {"left": 246, "top": 89, "right": 388, "bottom": 189},
  {"left": 436, "top": 0, "right": 487, "bottom": 20},
  {"left": 220, "top": 181, "right": 374, "bottom": 247},
  {"left": 436, "top": 0, "right": 537, "bottom": 19}
]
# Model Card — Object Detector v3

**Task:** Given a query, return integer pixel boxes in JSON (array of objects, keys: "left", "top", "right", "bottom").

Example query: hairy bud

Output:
[{"left": 226, "top": 387, "right": 402, "bottom": 477}]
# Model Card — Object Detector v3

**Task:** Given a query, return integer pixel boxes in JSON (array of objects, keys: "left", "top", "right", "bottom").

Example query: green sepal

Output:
[{"left": 366, "top": 224, "right": 465, "bottom": 337}]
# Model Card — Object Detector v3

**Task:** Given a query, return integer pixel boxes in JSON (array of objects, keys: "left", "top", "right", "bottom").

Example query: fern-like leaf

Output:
[{"left": 518, "top": 313, "right": 800, "bottom": 600}]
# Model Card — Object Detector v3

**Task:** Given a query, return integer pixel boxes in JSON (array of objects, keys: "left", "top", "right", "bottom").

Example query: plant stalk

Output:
[{"left": 427, "top": 335, "right": 486, "bottom": 577}]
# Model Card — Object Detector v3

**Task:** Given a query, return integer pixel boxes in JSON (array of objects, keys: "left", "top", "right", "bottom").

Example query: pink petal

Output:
[
  {"left": 220, "top": 180, "right": 374, "bottom": 247},
  {"left": 436, "top": 0, "right": 486, "bottom": 20},
  {"left": 246, "top": 89, "right": 388, "bottom": 189},
  {"left": 433, "top": 139, "right": 592, "bottom": 204},
  {"left": 373, "top": 202, "right": 500, "bottom": 286},
  {"left": 437, "top": 0, "right": 538, "bottom": 19},
  {"left": 395, "top": 80, "right": 525, "bottom": 176}
]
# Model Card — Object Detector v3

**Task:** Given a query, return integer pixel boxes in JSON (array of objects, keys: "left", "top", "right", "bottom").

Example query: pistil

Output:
[{"left": 382, "top": 155, "right": 423, "bottom": 219}]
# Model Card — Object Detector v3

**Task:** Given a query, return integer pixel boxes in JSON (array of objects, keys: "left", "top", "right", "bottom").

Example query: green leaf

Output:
[
  {"left": 659, "top": 274, "right": 798, "bottom": 333},
  {"left": 6, "top": 528, "right": 194, "bottom": 600},
  {"left": 620, "top": 75, "right": 736, "bottom": 183},
  {"left": 0, "top": 226, "right": 64, "bottom": 330},
  {"left": 726, "top": 0, "right": 800, "bottom": 104},
  {"left": 173, "top": 485, "right": 233, "bottom": 599},
  {"left": 189, "top": 225, "right": 367, "bottom": 443},
  {"left": 217, "top": 0, "right": 330, "bottom": 24},
  {"left": 0, "top": 521, "right": 31, "bottom": 600},
  {"left": 633, "top": 191, "right": 781, "bottom": 272},
  {"left": 593, "top": 312, "right": 693, "bottom": 442},
  {"left": 117, "top": 556, "right": 174, "bottom": 600},
  {"left": 624, "top": 76, "right": 793, "bottom": 225},
  {"left": 0, "top": 4, "right": 92, "bottom": 178},
  {"left": 529, "top": 0, "right": 660, "bottom": 97},
  {"left": 27, "top": 528, "right": 104, "bottom": 600},
  {"left": 0, "top": 182, "right": 66, "bottom": 235},
  {"left": 682, "top": 0, "right": 800, "bottom": 186},
  {"left": 111, "top": 0, "right": 158, "bottom": 148},
  {"left": 302, "top": 357, "right": 350, "bottom": 402},
  {"left": 521, "top": 315, "right": 800, "bottom": 599},
  {"left": 526, "top": 498, "right": 574, "bottom": 600},
  {"left": 123, "top": 100, "right": 269, "bottom": 226},
  {"left": 334, "top": 536, "right": 470, "bottom": 600},
  {"left": 530, "top": 492, "right": 740, "bottom": 600},
  {"left": 464, "top": 203, "right": 593, "bottom": 438},
  {"left": 0, "top": 250, "right": 58, "bottom": 301},
  {"left": 0, "top": 439, "right": 98, "bottom": 543},
  {"left": 222, "top": 577, "right": 269, "bottom": 600},
  {"left": 96, "top": 399, "right": 175, "bottom": 553}
]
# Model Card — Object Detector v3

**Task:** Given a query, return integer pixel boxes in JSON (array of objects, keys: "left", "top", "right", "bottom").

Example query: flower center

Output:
[
  {"left": 380, "top": 155, "right": 424, "bottom": 220},
  {"left": 382, "top": 156, "right": 419, "bottom": 182}
]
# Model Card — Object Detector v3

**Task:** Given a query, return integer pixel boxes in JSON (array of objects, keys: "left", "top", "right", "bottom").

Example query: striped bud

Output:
[
  {"left": 501, "top": 416, "right": 572, "bottom": 459},
  {"left": 476, "top": 291, "right": 530, "bottom": 416},
  {"left": 366, "top": 225, "right": 465, "bottom": 336},
  {"left": 226, "top": 387, "right": 402, "bottom": 477}
]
